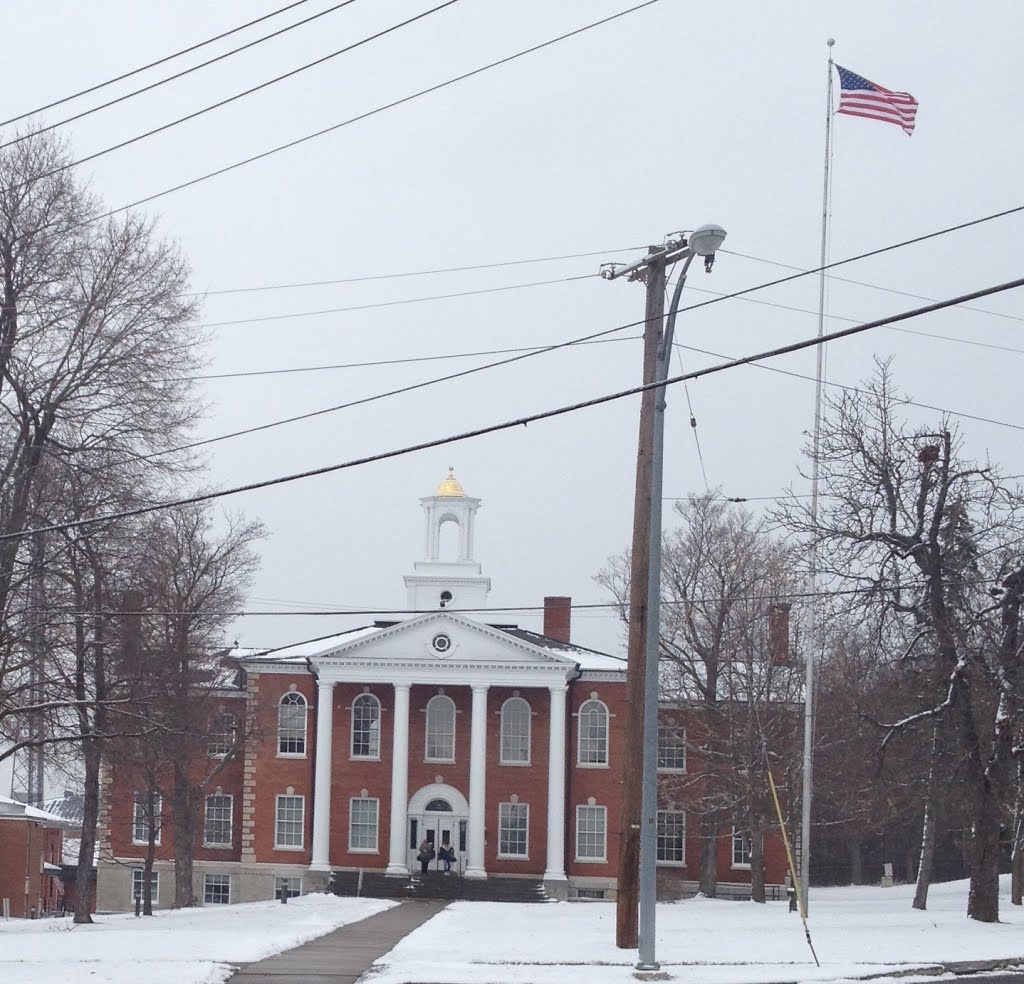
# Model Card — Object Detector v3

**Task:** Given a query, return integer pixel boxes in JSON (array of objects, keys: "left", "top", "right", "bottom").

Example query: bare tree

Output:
[
  {"left": 598, "top": 493, "right": 803, "bottom": 900},
  {"left": 776, "top": 363, "right": 1024, "bottom": 922}
]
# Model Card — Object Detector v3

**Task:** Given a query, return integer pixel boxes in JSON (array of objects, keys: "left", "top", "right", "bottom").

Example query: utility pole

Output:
[{"left": 615, "top": 249, "right": 665, "bottom": 950}]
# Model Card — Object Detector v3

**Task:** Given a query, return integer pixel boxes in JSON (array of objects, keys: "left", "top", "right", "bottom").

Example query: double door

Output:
[{"left": 409, "top": 814, "right": 467, "bottom": 873}]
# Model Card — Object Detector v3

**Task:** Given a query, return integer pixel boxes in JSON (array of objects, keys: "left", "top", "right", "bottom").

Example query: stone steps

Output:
[{"left": 330, "top": 869, "right": 549, "bottom": 904}]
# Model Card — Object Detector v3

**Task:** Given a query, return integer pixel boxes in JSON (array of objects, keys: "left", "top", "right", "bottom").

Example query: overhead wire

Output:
[
  {"left": 82, "top": 0, "right": 665, "bottom": 225},
  {"left": 28, "top": 0, "right": 465, "bottom": 185},
  {"left": 6, "top": 273, "right": 1023, "bottom": 543},
  {"left": 0, "top": 0, "right": 363, "bottom": 150},
  {"left": 0, "top": 0, "right": 316, "bottom": 127}
]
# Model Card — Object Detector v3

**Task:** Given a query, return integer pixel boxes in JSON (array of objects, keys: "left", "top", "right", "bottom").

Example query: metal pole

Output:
[
  {"left": 801, "top": 38, "right": 836, "bottom": 915},
  {"left": 637, "top": 255, "right": 693, "bottom": 971}
]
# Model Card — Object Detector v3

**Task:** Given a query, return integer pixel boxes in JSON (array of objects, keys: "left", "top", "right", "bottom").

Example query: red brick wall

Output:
[
  {"left": 251, "top": 674, "right": 315, "bottom": 864},
  {"left": 0, "top": 819, "right": 49, "bottom": 918}
]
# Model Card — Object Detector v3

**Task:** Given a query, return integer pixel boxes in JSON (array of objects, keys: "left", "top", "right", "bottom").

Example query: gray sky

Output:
[{"left": 5, "top": 0, "right": 1023, "bottom": 657}]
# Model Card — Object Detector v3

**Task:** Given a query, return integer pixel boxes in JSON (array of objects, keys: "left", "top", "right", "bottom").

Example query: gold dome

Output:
[{"left": 435, "top": 467, "right": 466, "bottom": 497}]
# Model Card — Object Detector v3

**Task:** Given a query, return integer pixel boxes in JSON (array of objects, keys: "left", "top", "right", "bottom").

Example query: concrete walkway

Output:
[{"left": 228, "top": 899, "right": 447, "bottom": 984}]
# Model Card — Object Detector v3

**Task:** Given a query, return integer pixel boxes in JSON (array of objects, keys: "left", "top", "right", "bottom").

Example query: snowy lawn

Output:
[
  {"left": 0, "top": 894, "right": 395, "bottom": 984},
  {"left": 368, "top": 876, "right": 1024, "bottom": 984}
]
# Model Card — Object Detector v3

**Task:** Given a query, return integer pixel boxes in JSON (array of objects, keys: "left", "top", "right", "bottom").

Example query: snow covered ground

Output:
[
  {"left": 0, "top": 894, "right": 395, "bottom": 984},
  {"left": 0, "top": 878, "right": 1020, "bottom": 984},
  {"left": 369, "top": 876, "right": 1024, "bottom": 984}
]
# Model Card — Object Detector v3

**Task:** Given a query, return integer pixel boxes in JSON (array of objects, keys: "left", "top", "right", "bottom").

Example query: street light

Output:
[{"left": 602, "top": 224, "right": 726, "bottom": 972}]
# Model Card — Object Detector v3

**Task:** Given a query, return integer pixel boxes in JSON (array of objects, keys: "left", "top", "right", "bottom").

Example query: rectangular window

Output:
[
  {"left": 207, "top": 714, "right": 235, "bottom": 758},
  {"left": 131, "top": 869, "right": 159, "bottom": 905},
  {"left": 657, "top": 724, "right": 686, "bottom": 772},
  {"left": 656, "top": 810, "right": 686, "bottom": 864},
  {"left": 203, "top": 794, "right": 233, "bottom": 848},
  {"left": 349, "top": 797, "right": 379, "bottom": 853},
  {"left": 132, "top": 792, "right": 161, "bottom": 846},
  {"left": 274, "top": 875, "right": 302, "bottom": 900},
  {"left": 498, "top": 802, "right": 529, "bottom": 858},
  {"left": 203, "top": 873, "right": 231, "bottom": 905},
  {"left": 732, "top": 826, "right": 752, "bottom": 868},
  {"left": 575, "top": 804, "right": 607, "bottom": 862},
  {"left": 275, "top": 795, "right": 305, "bottom": 850}
]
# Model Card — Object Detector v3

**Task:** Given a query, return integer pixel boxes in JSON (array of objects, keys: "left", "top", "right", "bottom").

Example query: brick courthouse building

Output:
[{"left": 96, "top": 472, "right": 788, "bottom": 909}]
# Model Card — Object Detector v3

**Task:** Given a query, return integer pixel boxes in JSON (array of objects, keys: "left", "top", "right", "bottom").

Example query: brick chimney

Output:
[
  {"left": 767, "top": 603, "right": 791, "bottom": 665},
  {"left": 543, "top": 596, "right": 572, "bottom": 643}
]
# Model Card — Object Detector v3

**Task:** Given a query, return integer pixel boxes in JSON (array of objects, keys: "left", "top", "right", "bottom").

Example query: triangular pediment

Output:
[{"left": 306, "top": 611, "right": 577, "bottom": 672}]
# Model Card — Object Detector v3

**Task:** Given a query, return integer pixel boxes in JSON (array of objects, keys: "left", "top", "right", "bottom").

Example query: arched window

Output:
[
  {"left": 425, "top": 694, "right": 456, "bottom": 762},
  {"left": 577, "top": 699, "right": 609, "bottom": 766},
  {"left": 500, "top": 697, "right": 531, "bottom": 764},
  {"left": 278, "top": 692, "right": 307, "bottom": 756},
  {"left": 351, "top": 693, "right": 381, "bottom": 759}
]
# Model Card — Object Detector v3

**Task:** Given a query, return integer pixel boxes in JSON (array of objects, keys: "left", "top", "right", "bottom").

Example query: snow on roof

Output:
[
  {"left": 41, "top": 791, "right": 85, "bottom": 826},
  {"left": 0, "top": 793, "right": 76, "bottom": 827},
  {"left": 239, "top": 625, "right": 384, "bottom": 664},
  {"left": 497, "top": 627, "right": 626, "bottom": 672}
]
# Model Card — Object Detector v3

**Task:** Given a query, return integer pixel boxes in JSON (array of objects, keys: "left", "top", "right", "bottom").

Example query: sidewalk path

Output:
[{"left": 228, "top": 898, "right": 447, "bottom": 984}]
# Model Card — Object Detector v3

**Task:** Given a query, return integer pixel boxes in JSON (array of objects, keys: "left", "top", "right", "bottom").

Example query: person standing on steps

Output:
[
  {"left": 417, "top": 837, "right": 435, "bottom": 874},
  {"left": 438, "top": 837, "right": 456, "bottom": 873}
]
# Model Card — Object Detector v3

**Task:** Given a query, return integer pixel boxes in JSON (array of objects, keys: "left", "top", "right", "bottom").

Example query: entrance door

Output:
[{"left": 408, "top": 798, "right": 467, "bottom": 873}]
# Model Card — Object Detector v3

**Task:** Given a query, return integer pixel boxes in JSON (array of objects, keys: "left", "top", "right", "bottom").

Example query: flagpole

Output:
[{"left": 800, "top": 35, "right": 834, "bottom": 918}]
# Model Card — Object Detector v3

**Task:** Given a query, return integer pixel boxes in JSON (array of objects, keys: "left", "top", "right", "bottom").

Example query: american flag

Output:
[{"left": 835, "top": 65, "right": 918, "bottom": 135}]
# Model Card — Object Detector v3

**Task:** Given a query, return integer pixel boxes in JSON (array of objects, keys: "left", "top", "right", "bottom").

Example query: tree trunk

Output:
[
  {"left": 749, "top": 823, "right": 766, "bottom": 903},
  {"left": 698, "top": 814, "right": 719, "bottom": 898},
  {"left": 1011, "top": 843, "right": 1022, "bottom": 906},
  {"left": 172, "top": 764, "right": 196, "bottom": 908},
  {"left": 143, "top": 791, "right": 158, "bottom": 916},
  {"left": 912, "top": 798, "right": 939, "bottom": 910},
  {"left": 74, "top": 740, "right": 102, "bottom": 924},
  {"left": 913, "top": 718, "right": 945, "bottom": 911},
  {"left": 848, "top": 836, "right": 863, "bottom": 886},
  {"left": 966, "top": 784, "right": 1001, "bottom": 923}
]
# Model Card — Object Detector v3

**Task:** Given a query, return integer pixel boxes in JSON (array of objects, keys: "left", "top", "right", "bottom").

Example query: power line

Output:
[
  {"left": 84, "top": 1, "right": 665, "bottom": 224},
  {"left": 31, "top": 0, "right": 464, "bottom": 184},
  {"left": 0, "top": 0, "right": 316, "bottom": 128},
  {"left": 0, "top": 0, "right": 362, "bottom": 151},
  {"left": 9, "top": 274, "right": 1024, "bottom": 543},
  {"left": 192, "top": 245, "right": 645, "bottom": 297},
  {"left": 672, "top": 337, "right": 1024, "bottom": 435},
  {"left": 722, "top": 247, "right": 1024, "bottom": 327},
  {"left": 196, "top": 273, "right": 595, "bottom": 330}
]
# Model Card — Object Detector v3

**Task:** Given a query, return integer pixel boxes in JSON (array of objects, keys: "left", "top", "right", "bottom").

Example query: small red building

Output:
[
  {"left": 0, "top": 794, "right": 74, "bottom": 917},
  {"left": 96, "top": 474, "right": 791, "bottom": 909}
]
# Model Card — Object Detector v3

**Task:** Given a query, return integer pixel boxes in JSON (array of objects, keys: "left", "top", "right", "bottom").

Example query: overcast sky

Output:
[{"left": 4, "top": 1, "right": 1022, "bottom": 658}]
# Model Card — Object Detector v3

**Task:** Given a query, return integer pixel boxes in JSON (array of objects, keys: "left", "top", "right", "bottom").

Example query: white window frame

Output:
[
  {"left": 203, "top": 872, "right": 231, "bottom": 905},
  {"left": 657, "top": 724, "right": 686, "bottom": 773},
  {"left": 575, "top": 804, "right": 608, "bottom": 863},
  {"left": 274, "top": 875, "right": 302, "bottom": 900},
  {"left": 499, "top": 697, "right": 531, "bottom": 765},
  {"left": 497, "top": 802, "right": 529, "bottom": 859},
  {"left": 576, "top": 699, "right": 609, "bottom": 768},
  {"left": 656, "top": 809, "right": 686, "bottom": 866},
  {"left": 203, "top": 794, "right": 233, "bottom": 848},
  {"left": 131, "top": 869, "right": 159, "bottom": 905},
  {"left": 207, "top": 712, "right": 235, "bottom": 758},
  {"left": 275, "top": 794, "right": 305, "bottom": 850},
  {"left": 424, "top": 694, "right": 456, "bottom": 763},
  {"left": 351, "top": 693, "right": 381, "bottom": 760},
  {"left": 277, "top": 692, "right": 307, "bottom": 758},
  {"left": 731, "top": 826, "right": 752, "bottom": 869},
  {"left": 348, "top": 797, "right": 380, "bottom": 853},
  {"left": 132, "top": 792, "right": 161, "bottom": 846}
]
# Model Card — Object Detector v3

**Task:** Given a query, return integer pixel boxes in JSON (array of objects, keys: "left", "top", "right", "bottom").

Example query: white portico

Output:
[{"left": 301, "top": 472, "right": 576, "bottom": 885}]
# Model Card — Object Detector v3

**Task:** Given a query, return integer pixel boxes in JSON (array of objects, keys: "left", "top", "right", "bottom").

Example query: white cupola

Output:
[{"left": 404, "top": 468, "right": 491, "bottom": 611}]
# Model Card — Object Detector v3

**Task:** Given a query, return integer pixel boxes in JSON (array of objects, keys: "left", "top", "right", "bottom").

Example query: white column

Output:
[
  {"left": 465, "top": 683, "right": 489, "bottom": 879},
  {"left": 385, "top": 683, "right": 412, "bottom": 875},
  {"left": 310, "top": 680, "right": 335, "bottom": 871},
  {"left": 543, "top": 683, "right": 568, "bottom": 882}
]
